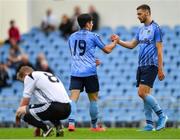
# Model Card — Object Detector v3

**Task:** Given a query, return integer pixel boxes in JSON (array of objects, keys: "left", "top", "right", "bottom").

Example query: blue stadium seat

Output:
[
  {"left": 174, "top": 25, "right": 180, "bottom": 36},
  {"left": 115, "top": 26, "right": 128, "bottom": 36},
  {"left": 1, "top": 88, "right": 14, "bottom": 97},
  {"left": 130, "top": 26, "right": 139, "bottom": 36},
  {"left": 98, "top": 26, "right": 113, "bottom": 38},
  {"left": 161, "top": 25, "right": 173, "bottom": 35}
]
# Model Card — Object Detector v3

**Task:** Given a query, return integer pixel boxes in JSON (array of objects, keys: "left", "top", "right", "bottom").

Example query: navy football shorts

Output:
[
  {"left": 136, "top": 65, "right": 158, "bottom": 88},
  {"left": 69, "top": 75, "right": 99, "bottom": 93}
]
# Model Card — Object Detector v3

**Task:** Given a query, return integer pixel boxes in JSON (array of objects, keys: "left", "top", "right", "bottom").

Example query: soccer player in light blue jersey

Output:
[
  {"left": 68, "top": 13, "right": 118, "bottom": 131},
  {"left": 111, "top": 4, "right": 168, "bottom": 131}
]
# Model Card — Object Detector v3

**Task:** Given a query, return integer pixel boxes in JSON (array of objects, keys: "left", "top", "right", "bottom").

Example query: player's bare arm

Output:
[
  {"left": 102, "top": 39, "right": 118, "bottom": 54},
  {"left": 16, "top": 97, "right": 30, "bottom": 125},
  {"left": 19, "top": 97, "right": 30, "bottom": 107},
  {"left": 156, "top": 42, "right": 165, "bottom": 81},
  {"left": 111, "top": 34, "right": 138, "bottom": 49}
]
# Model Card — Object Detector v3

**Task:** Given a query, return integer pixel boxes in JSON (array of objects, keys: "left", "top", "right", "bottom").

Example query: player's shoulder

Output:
[
  {"left": 137, "top": 25, "right": 143, "bottom": 33},
  {"left": 69, "top": 30, "right": 100, "bottom": 42},
  {"left": 151, "top": 21, "right": 161, "bottom": 29},
  {"left": 92, "top": 32, "right": 100, "bottom": 37},
  {"left": 24, "top": 72, "right": 35, "bottom": 84},
  {"left": 25, "top": 71, "right": 43, "bottom": 80},
  {"left": 80, "top": 29, "right": 97, "bottom": 37},
  {"left": 69, "top": 31, "right": 77, "bottom": 39},
  {"left": 86, "top": 31, "right": 101, "bottom": 40}
]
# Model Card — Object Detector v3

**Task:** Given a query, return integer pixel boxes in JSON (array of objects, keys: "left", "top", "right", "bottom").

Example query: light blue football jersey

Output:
[
  {"left": 68, "top": 29, "right": 105, "bottom": 77},
  {"left": 135, "top": 21, "right": 163, "bottom": 67}
]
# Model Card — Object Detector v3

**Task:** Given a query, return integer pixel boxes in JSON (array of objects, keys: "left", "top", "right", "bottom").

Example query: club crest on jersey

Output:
[{"left": 147, "top": 30, "right": 151, "bottom": 34}]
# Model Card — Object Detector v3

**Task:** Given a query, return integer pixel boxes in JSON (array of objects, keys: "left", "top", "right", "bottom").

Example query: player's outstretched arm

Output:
[
  {"left": 111, "top": 34, "right": 138, "bottom": 49},
  {"left": 102, "top": 37, "right": 118, "bottom": 54}
]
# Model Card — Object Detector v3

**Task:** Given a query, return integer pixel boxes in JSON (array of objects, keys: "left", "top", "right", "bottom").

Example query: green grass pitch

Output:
[{"left": 0, "top": 128, "right": 180, "bottom": 139}]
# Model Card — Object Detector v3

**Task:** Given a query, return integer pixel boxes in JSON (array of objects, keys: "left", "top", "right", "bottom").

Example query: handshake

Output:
[{"left": 110, "top": 34, "right": 120, "bottom": 43}]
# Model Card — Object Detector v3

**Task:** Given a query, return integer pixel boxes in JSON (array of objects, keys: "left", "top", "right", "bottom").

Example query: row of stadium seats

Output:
[{"left": 0, "top": 25, "right": 180, "bottom": 123}]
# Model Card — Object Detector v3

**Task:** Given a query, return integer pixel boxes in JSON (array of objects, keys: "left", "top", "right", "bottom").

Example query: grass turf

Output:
[{"left": 0, "top": 128, "right": 180, "bottom": 139}]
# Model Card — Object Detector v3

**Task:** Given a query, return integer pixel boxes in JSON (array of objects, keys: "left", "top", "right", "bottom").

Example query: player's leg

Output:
[
  {"left": 139, "top": 85, "right": 164, "bottom": 118},
  {"left": 34, "top": 127, "right": 41, "bottom": 137},
  {"left": 138, "top": 84, "right": 168, "bottom": 130},
  {"left": 144, "top": 100, "right": 153, "bottom": 129},
  {"left": 138, "top": 84, "right": 154, "bottom": 131},
  {"left": 136, "top": 67, "right": 154, "bottom": 130},
  {"left": 87, "top": 93, "right": 105, "bottom": 131},
  {"left": 68, "top": 76, "right": 83, "bottom": 131},
  {"left": 138, "top": 66, "right": 167, "bottom": 131},
  {"left": 88, "top": 92, "right": 98, "bottom": 128},
  {"left": 23, "top": 113, "right": 51, "bottom": 133},
  {"left": 68, "top": 89, "right": 80, "bottom": 131},
  {"left": 51, "top": 120, "right": 64, "bottom": 137},
  {"left": 23, "top": 104, "right": 53, "bottom": 137},
  {"left": 49, "top": 102, "right": 71, "bottom": 136},
  {"left": 85, "top": 75, "right": 105, "bottom": 131}
]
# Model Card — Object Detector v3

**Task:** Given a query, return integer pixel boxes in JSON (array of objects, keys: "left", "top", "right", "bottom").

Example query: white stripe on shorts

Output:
[{"left": 29, "top": 103, "right": 51, "bottom": 121}]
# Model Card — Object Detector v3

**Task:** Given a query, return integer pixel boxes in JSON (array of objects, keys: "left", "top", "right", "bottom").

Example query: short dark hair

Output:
[
  {"left": 10, "top": 20, "right": 15, "bottom": 25},
  {"left": 77, "top": 13, "right": 93, "bottom": 28},
  {"left": 137, "top": 4, "right": 151, "bottom": 15}
]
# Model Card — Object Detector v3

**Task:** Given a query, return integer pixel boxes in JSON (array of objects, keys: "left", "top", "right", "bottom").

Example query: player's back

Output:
[
  {"left": 68, "top": 29, "right": 105, "bottom": 77},
  {"left": 24, "top": 71, "right": 70, "bottom": 103}
]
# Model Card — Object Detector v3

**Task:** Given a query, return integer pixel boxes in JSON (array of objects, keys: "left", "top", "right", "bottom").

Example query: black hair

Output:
[
  {"left": 10, "top": 20, "right": 14, "bottom": 25},
  {"left": 137, "top": 4, "right": 151, "bottom": 15},
  {"left": 77, "top": 13, "right": 93, "bottom": 28}
]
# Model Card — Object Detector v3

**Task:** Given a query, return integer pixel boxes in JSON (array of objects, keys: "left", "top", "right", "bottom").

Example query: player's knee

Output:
[
  {"left": 70, "top": 91, "right": 80, "bottom": 101},
  {"left": 138, "top": 85, "right": 151, "bottom": 99},
  {"left": 88, "top": 92, "right": 98, "bottom": 101},
  {"left": 138, "top": 90, "right": 146, "bottom": 99},
  {"left": 89, "top": 96, "right": 98, "bottom": 101},
  {"left": 23, "top": 113, "right": 32, "bottom": 123}
]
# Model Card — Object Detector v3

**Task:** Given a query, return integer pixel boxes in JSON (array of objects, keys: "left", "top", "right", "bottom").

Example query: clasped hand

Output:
[{"left": 111, "top": 34, "right": 119, "bottom": 43}]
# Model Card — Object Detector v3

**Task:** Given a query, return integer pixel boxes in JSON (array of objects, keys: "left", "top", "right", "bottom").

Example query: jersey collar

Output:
[{"left": 145, "top": 20, "right": 154, "bottom": 26}]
